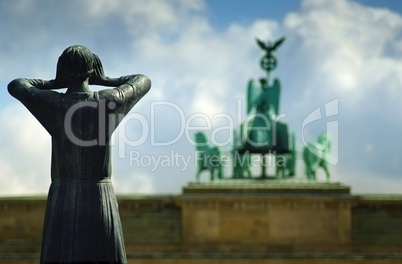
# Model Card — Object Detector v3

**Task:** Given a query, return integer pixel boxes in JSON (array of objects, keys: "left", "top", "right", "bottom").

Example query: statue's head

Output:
[{"left": 56, "top": 45, "right": 95, "bottom": 83}]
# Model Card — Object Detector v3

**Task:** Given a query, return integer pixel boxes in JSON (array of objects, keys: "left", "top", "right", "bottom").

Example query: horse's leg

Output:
[
  {"left": 247, "top": 167, "right": 252, "bottom": 178},
  {"left": 288, "top": 156, "right": 295, "bottom": 177},
  {"left": 276, "top": 164, "right": 283, "bottom": 178},
  {"left": 308, "top": 168, "right": 315, "bottom": 180},
  {"left": 261, "top": 155, "right": 267, "bottom": 178},
  {"left": 305, "top": 166, "right": 311, "bottom": 180},
  {"left": 323, "top": 163, "right": 330, "bottom": 182},
  {"left": 196, "top": 154, "right": 206, "bottom": 183},
  {"left": 311, "top": 166, "right": 317, "bottom": 180},
  {"left": 310, "top": 158, "right": 319, "bottom": 181}
]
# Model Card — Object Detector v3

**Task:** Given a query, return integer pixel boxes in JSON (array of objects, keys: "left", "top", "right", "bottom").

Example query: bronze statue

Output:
[
  {"left": 245, "top": 77, "right": 281, "bottom": 149},
  {"left": 256, "top": 36, "right": 285, "bottom": 74},
  {"left": 195, "top": 132, "right": 222, "bottom": 182},
  {"left": 8, "top": 45, "right": 151, "bottom": 263},
  {"left": 245, "top": 36, "right": 287, "bottom": 151},
  {"left": 232, "top": 125, "right": 252, "bottom": 178},
  {"left": 239, "top": 37, "right": 289, "bottom": 177},
  {"left": 303, "top": 133, "right": 331, "bottom": 181}
]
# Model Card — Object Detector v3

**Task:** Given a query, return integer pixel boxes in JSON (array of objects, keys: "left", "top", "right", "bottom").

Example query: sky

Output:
[{"left": 1, "top": 0, "right": 402, "bottom": 195}]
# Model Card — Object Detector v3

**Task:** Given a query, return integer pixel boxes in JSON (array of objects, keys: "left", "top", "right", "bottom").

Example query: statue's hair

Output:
[{"left": 56, "top": 45, "right": 95, "bottom": 83}]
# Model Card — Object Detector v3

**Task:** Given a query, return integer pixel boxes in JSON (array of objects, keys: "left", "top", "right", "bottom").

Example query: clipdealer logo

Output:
[{"left": 62, "top": 98, "right": 339, "bottom": 168}]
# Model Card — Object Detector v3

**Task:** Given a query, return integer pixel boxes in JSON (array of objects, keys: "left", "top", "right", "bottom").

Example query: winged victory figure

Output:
[{"left": 256, "top": 36, "right": 286, "bottom": 73}]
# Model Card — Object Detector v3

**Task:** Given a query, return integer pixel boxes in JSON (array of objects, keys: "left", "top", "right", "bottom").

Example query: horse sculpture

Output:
[
  {"left": 303, "top": 133, "right": 331, "bottom": 181},
  {"left": 195, "top": 132, "right": 223, "bottom": 182}
]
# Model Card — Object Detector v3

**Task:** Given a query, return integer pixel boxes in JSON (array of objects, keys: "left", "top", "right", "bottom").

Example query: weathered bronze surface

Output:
[
  {"left": 303, "top": 133, "right": 331, "bottom": 181},
  {"left": 8, "top": 45, "right": 151, "bottom": 263}
]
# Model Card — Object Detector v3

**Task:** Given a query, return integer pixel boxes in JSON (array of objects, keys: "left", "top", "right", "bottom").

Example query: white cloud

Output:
[
  {"left": 283, "top": 0, "right": 402, "bottom": 103},
  {"left": 133, "top": 17, "right": 279, "bottom": 120},
  {"left": 0, "top": 104, "right": 51, "bottom": 194}
]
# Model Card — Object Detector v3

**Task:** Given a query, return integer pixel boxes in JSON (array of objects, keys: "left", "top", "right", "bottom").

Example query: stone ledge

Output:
[
  {"left": 183, "top": 179, "right": 351, "bottom": 195},
  {"left": 3, "top": 253, "right": 401, "bottom": 260},
  {"left": 125, "top": 253, "right": 402, "bottom": 259}
]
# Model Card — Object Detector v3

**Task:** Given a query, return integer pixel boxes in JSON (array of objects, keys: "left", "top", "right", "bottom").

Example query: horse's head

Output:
[
  {"left": 195, "top": 132, "right": 209, "bottom": 150},
  {"left": 317, "top": 133, "right": 331, "bottom": 152}
]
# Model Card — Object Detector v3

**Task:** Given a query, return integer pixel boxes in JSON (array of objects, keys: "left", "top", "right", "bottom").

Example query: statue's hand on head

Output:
[{"left": 89, "top": 53, "right": 108, "bottom": 86}]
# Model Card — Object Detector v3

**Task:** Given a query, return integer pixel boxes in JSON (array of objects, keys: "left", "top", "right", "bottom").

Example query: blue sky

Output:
[
  {"left": 0, "top": 0, "right": 402, "bottom": 195},
  {"left": 205, "top": 0, "right": 302, "bottom": 27}
]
